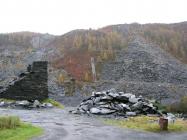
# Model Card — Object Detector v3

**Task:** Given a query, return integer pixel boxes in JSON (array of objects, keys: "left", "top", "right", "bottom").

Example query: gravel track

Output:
[{"left": 0, "top": 108, "right": 187, "bottom": 140}]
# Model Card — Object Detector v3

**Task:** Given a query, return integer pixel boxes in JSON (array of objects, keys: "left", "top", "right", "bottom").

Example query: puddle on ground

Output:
[
  {"left": 77, "top": 122, "right": 91, "bottom": 125},
  {"left": 55, "top": 122, "right": 64, "bottom": 126}
]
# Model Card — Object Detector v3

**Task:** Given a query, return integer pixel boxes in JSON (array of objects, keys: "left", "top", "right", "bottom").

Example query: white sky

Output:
[{"left": 0, "top": 0, "right": 186, "bottom": 35}]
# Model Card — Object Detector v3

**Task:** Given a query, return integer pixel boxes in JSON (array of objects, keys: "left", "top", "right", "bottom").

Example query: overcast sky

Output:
[{"left": 0, "top": 0, "right": 186, "bottom": 35}]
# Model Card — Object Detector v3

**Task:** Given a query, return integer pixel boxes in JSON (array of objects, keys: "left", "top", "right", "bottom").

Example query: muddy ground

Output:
[{"left": 0, "top": 107, "right": 187, "bottom": 140}]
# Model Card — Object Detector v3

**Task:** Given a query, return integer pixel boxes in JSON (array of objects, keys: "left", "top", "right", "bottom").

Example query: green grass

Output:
[
  {"left": 0, "top": 98, "right": 15, "bottom": 103},
  {"left": 0, "top": 123, "right": 43, "bottom": 140},
  {"left": 104, "top": 116, "right": 187, "bottom": 132},
  {"left": 0, "top": 116, "right": 43, "bottom": 140},
  {"left": 42, "top": 99, "right": 64, "bottom": 109},
  {"left": 0, "top": 116, "right": 21, "bottom": 129}
]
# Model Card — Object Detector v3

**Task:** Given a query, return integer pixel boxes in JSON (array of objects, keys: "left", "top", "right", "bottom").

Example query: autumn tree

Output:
[{"left": 73, "top": 34, "right": 82, "bottom": 49}]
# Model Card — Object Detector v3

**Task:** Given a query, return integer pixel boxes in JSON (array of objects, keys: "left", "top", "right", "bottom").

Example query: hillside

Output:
[
  {"left": 0, "top": 22, "right": 187, "bottom": 105},
  {"left": 101, "top": 22, "right": 187, "bottom": 63},
  {"left": 98, "top": 37, "right": 187, "bottom": 104}
]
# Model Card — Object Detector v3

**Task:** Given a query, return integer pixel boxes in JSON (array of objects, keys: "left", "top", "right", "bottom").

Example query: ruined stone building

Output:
[{"left": 0, "top": 61, "right": 48, "bottom": 101}]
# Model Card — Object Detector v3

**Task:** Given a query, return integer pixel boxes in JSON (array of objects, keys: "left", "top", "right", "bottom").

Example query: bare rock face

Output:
[{"left": 0, "top": 61, "right": 48, "bottom": 101}]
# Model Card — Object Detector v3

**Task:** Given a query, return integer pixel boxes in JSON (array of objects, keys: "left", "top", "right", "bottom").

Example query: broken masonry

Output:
[{"left": 0, "top": 61, "right": 48, "bottom": 101}]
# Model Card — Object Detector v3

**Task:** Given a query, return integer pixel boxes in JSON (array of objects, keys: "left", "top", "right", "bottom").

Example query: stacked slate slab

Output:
[
  {"left": 71, "top": 89, "right": 161, "bottom": 117},
  {"left": 0, "top": 61, "right": 48, "bottom": 101}
]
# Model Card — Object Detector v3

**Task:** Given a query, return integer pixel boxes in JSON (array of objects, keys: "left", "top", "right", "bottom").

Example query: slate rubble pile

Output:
[
  {"left": 71, "top": 89, "right": 161, "bottom": 117},
  {"left": 0, "top": 100, "right": 53, "bottom": 109}
]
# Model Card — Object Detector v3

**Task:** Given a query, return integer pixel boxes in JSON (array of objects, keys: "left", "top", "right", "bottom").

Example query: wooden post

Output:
[
  {"left": 91, "top": 57, "right": 96, "bottom": 82},
  {"left": 159, "top": 117, "right": 168, "bottom": 131}
]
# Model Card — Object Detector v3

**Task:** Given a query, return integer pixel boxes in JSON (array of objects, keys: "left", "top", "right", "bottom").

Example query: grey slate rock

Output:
[
  {"left": 16, "top": 100, "right": 30, "bottom": 106},
  {"left": 32, "top": 100, "right": 41, "bottom": 108},
  {"left": 126, "top": 112, "right": 137, "bottom": 116},
  {"left": 0, "top": 101, "right": 5, "bottom": 107},
  {"left": 90, "top": 107, "right": 116, "bottom": 115},
  {"left": 71, "top": 88, "right": 161, "bottom": 117}
]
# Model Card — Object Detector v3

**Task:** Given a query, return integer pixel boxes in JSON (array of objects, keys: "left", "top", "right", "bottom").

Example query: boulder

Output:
[
  {"left": 166, "top": 113, "right": 176, "bottom": 124},
  {"left": 90, "top": 107, "right": 116, "bottom": 115},
  {"left": 43, "top": 103, "right": 53, "bottom": 108},
  {"left": 92, "top": 91, "right": 106, "bottom": 97},
  {"left": 126, "top": 112, "right": 137, "bottom": 116},
  {"left": 129, "top": 95, "right": 139, "bottom": 103},
  {"left": 131, "top": 101, "right": 144, "bottom": 110},
  {"left": 107, "top": 89, "right": 119, "bottom": 98},
  {"left": 16, "top": 100, "right": 30, "bottom": 106},
  {"left": 118, "top": 103, "right": 131, "bottom": 111},
  {"left": 93, "top": 97, "right": 102, "bottom": 103},
  {"left": 101, "top": 95, "right": 113, "bottom": 101},
  {"left": 90, "top": 107, "right": 101, "bottom": 114},
  {"left": 32, "top": 100, "right": 41, "bottom": 108},
  {"left": 80, "top": 104, "right": 90, "bottom": 111},
  {"left": 0, "top": 99, "right": 54, "bottom": 109},
  {"left": 123, "top": 93, "right": 134, "bottom": 98},
  {"left": 0, "top": 101, "right": 5, "bottom": 107}
]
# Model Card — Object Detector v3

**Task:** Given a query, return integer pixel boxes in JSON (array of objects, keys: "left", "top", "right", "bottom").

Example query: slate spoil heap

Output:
[{"left": 71, "top": 89, "right": 161, "bottom": 117}]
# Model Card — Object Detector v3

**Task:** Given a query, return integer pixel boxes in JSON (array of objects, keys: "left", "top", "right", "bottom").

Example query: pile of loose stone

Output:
[
  {"left": 71, "top": 89, "right": 161, "bottom": 117},
  {"left": 0, "top": 100, "right": 53, "bottom": 109}
]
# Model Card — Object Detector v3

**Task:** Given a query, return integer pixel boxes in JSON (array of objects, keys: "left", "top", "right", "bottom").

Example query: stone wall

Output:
[{"left": 0, "top": 61, "right": 48, "bottom": 101}]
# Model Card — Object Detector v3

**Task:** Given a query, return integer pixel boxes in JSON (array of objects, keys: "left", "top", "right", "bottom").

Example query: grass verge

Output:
[
  {"left": 0, "top": 116, "right": 43, "bottom": 140},
  {"left": 42, "top": 99, "right": 64, "bottom": 109},
  {"left": 0, "top": 116, "right": 20, "bottom": 129},
  {"left": 0, "top": 123, "right": 43, "bottom": 140},
  {"left": 0, "top": 98, "right": 15, "bottom": 102},
  {"left": 104, "top": 116, "right": 187, "bottom": 132}
]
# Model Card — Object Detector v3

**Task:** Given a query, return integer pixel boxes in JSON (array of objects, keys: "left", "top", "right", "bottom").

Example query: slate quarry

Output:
[
  {"left": 98, "top": 38, "right": 187, "bottom": 104},
  {"left": 71, "top": 88, "right": 161, "bottom": 117},
  {"left": 0, "top": 61, "right": 48, "bottom": 101}
]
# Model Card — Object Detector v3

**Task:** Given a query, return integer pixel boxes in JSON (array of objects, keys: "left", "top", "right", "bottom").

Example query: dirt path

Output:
[{"left": 0, "top": 108, "right": 187, "bottom": 140}]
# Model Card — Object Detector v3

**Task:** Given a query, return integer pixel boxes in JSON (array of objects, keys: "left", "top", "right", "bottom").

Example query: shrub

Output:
[
  {"left": 166, "top": 96, "right": 187, "bottom": 113},
  {"left": 0, "top": 117, "right": 43, "bottom": 140},
  {"left": 57, "top": 74, "right": 65, "bottom": 84},
  {"left": 42, "top": 99, "right": 64, "bottom": 109}
]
